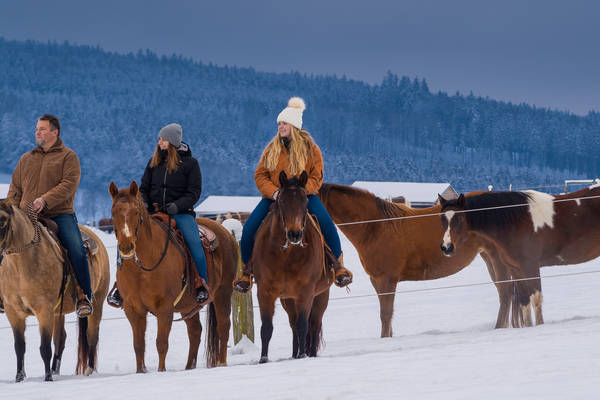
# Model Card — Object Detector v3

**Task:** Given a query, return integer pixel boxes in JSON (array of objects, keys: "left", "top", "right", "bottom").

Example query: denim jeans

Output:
[
  {"left": 52, "top": 213, "right": 92, "bottom": 298},
  {"left": 240, "top": 195, "right": 342, "bottom": 264},
  {"left": 173, "top": 213, "right": 208, "bottom": 282}
]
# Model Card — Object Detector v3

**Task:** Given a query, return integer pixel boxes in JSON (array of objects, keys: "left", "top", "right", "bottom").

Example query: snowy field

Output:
[{"left": 0, "top": 227, "right": 599, "bottom": 399}]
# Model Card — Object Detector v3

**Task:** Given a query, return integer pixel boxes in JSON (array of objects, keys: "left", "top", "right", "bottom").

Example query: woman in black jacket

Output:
[{"left": 108, "top": 123, "right": 211, "bottom": 307}]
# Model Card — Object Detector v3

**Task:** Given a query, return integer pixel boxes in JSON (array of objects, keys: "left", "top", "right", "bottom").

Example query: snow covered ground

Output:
[{"left": 0, "top": 227, "right": 599, "bottom": 399}]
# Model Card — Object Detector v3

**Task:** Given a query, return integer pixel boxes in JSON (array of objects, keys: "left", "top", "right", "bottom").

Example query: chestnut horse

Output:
[
  {"left": 0, "top": 199, "right": 110, "bottom": 381},
  {"left": 318, "top": 183, "right": 521, "bottom": 336},
  {"left": 439, "top": 185, "right": 600, "bottom": 326},
  {"left": 253, "top": 172, "right": 332, "bottom": 363},
  {"left": 109, "top": 181, "right": 238, "bottom": 371}
]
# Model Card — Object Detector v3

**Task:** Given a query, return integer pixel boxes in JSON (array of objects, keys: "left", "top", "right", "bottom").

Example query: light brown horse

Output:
[
  {"left": 318, "top": 183, "right": 520, "bottom": 336},
  {"left": 439, "top": 185, "right": 600, "bottom": 326},
  {"left": 109, "top": 181, "right": 238, "bottom": 371},
  {"left": 254, "top": 172, "right": 332, "bottom": 363},
  {"left": 0, "top": 199, "right": 110, "bottom": 382}
]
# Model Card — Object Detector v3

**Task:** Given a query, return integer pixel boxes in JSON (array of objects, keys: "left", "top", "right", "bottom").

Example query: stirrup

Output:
[
  {"left": 233, "top": 273, "right": 253, "bottom": 293},
  {"left": 196, "top": 278, "right": 213, "bottom": 306},
  {"left": 107, "top": 284, "right": 123, "bottom": 309},
  {"left": 76, "top": 296, "right": 93, "bottom": 318}
]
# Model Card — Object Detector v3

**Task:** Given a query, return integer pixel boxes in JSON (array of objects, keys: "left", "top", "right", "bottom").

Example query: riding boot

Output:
[
  {"left": 233, "top": 261, "right": 253, "bottom": 293},
  {"left": 75, "top": 286, "right": 93, "bottom": 318},
  {"left": 330, "top": 251, "right": 353, "bottom": 288},
  {"left": 196, "top": 277, "right": 214, "bottom": 306},
  {"left": 106, "top": 281, "right": 123, "bottom": 308}
]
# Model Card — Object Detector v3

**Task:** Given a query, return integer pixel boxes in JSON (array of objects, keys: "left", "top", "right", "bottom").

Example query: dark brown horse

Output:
[
  {"left": 109, "top": 181, "right": 238, "bottom": 371},
  {"left": 439, "top": 185, "right": 600, "bottom": 326},
  {"left": 318, "top": 183, "right": 522, "bottom": 335},
  {"left": 253, "top": 172, "right": 332, "bottom": 363},
  {"left": 0, "top": 199, "right": 110, "bottom": 381}
]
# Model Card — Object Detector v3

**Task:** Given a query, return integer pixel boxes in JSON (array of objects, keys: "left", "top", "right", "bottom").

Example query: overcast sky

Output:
[{"left": 1, "top": 0, "right": 598, "bottom": 115}]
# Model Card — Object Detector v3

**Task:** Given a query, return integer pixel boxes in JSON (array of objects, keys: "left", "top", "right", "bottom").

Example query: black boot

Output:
[
  {"left": 0, "top": 297, "right": 4, "bottom": 313},
  {"left": 196, "top": 278, "right": 213, "bottom": 306},
  {"left": 107, "top": 282, "right": 123, "bottom": 308}
]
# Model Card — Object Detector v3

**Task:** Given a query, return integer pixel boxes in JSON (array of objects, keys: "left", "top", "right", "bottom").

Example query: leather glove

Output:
[{"left": 166, "top": 202, "right": 178, "bottom": 215}]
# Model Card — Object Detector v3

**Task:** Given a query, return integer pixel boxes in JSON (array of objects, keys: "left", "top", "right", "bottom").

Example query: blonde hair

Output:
[
  {"left": 263, "top": 126, "right": 314, "bottom": 176},
  {"left": 150, "top": 144, "right": 180, "bottom": 173}
]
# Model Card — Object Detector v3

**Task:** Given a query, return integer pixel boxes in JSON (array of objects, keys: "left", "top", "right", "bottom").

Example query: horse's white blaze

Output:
[
  {"left": 524, "top": 190, "right": 555, "bottom": 232},
  {"left": 122, "top": 222, "right": 131, "bottom": 238},
  {"left": 575, "top": 198, "right": 581, "bottom": 206},
  {"left": 442, "top": 211, "right": 455, "bottom": 247}
]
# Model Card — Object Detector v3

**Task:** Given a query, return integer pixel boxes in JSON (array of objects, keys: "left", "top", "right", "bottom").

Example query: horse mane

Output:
[
  {"left": 451, "top": 191, "right": 533, "bottom": 231},
  {"left": 319, "top": 182, "right": 416, "bottom": 219}
]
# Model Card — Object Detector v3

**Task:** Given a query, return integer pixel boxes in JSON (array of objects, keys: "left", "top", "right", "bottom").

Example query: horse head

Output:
[
  {"left": 0, "top": 199, "right": 15, "bottom": 246},
  {"left": 277, "top": 170, "right": 309, "bottom": 246},
  {"left": 109, "top": 181, "right": 145, "bottom": 259},
  {"left": 439, "top": 193, "right": 467, "bottom": 257}
]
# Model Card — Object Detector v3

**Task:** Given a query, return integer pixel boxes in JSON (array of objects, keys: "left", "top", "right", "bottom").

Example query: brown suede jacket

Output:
[
  {"left": 254, "top": 140, "right": 324, "bottom": 199},
  {"left": 7, "top": 138, "right": 81, "bottom": 218}
]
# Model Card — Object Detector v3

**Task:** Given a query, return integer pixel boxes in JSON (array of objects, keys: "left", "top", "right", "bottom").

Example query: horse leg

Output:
[
  {"left": 212, "top": 286, "right": 233, "bottom": 366},
  {"left": 36, "top": 308, "right": 55, "bottom": 381},
  {"left": 155, "top": 310, "right": 174, "bottom": 372},
  {"left": 369, "top": 276, "right": 397, "bottom": 337},
  {"left": 257, "top": 290, "right": 276, "bottom": 364},
  {"left": 307, "top": 290, "right": 329, "bottom": 357},
  {"left": 6, "top": 310, "right": 27, "bottom": 382},
  {"left": 84, "top": 301, "right": 104, "bottom": 375},
  {"left": 51, "top": 313, "right": 66, "bottom": 375},
  {"left": 481, "top": 250, "right": 511, "bottom": 329},
  {"left": 529, "top": 267, "right": 543, "bottom": 325},
  {"left": 184, "top": 312, "right": 202, "bottom": 369},
  {"left": 281, "top": 298, "right": 298, "bottom": 358},
  {"left": 293, "top": 295, "right": 313, "bottom": 359},
  {"left": 124, "top": 306, "right": 147, "bottom": 373}
]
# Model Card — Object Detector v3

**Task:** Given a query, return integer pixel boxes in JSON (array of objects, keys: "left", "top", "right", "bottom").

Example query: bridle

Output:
[
  {"left": 0, "top": 204, "right": 42, "bottom": 257},
  {"left": 271, "top": 188, "right": 308, "bottom": 250}
]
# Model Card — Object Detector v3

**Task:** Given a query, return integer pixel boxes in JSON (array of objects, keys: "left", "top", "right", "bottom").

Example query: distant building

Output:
[
  {"left": 351, "top": 181, "right": 458, "bottom": 208},
  {"left": 194, "top": 195, "right": 262, "bottom": 223}
]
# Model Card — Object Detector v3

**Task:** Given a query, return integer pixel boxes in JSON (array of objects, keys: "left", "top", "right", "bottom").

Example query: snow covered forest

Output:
[{"left": 1, "top": 38, "right": 599, "bottom": 220}]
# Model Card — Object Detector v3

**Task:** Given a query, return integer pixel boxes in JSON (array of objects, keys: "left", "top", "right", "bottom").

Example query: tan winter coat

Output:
[
  {"left": 255, "top": 141, "right": 324, "bottom": 199},
  {"left": 7, "top": 138, "right": 81, "bottom": 218}
]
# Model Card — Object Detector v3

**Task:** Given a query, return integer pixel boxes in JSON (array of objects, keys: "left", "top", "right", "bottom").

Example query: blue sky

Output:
[{"left": 1, "top": 0, "right": 598, "bottom": 115}]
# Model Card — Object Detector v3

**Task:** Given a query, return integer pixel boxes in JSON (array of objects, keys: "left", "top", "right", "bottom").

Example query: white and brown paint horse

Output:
[{"left": 440, "top": 184, "right": 600, "bottom": 326}]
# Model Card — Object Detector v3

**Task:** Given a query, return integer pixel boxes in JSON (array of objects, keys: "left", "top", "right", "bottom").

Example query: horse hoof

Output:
[
  {"left": 84, "top": 366, "right": 94, "bottom": 376},
  {"left": 44, "top": 373, "right": 53, "bottom": 382},
  {"left": 297, "top": 353, "right": 307, "bottom": 359},
  {"left": 15, "top": 371, "right": 26, "bottom": 382},
  {"left": 259, "top": 356, "right": 269, "bottom": 364}
]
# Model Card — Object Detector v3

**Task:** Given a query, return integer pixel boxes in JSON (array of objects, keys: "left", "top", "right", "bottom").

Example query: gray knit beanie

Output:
[{"left": 158, "top": 123, "right": 182, "bottom": 148}]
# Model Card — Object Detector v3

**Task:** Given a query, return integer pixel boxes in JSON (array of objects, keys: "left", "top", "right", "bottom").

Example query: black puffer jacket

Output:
[{"left": 139, "top": 142, "right": 202, "bottom": 216}]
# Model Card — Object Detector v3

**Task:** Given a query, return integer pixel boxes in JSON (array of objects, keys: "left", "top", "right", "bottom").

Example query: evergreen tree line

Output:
[{"left": 0, "top": 38, "right": 597, "bottom": 220}]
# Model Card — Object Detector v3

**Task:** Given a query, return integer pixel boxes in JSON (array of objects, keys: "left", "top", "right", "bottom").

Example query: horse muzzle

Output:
[
  {"left": 118, "top": 243, "right": 135, "bottom": 259},
  {"left": 440, "top": 242, "right": 455, "bottom": 257},
  {"left": 287, "top": 229, "right": 304, "bottom": 246}
]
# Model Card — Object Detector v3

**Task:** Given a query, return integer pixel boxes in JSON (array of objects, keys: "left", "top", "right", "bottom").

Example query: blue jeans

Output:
[
  {"left": 52, "top": 214, "right": 92, "bottom": 298},
  {"left": 173, "top": 213, "right": 208, "bottom": 283},
  {"left": 240, "top": 195, "right": 342, "bottom": 264}
]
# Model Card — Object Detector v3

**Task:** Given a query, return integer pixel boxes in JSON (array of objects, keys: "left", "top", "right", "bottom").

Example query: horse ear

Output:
[
  {"left": 299, "top": 171, "right": 308, "bottom": 188},
  {"left": 109, "top": 181, "right": 119, "bottom": 198},
  {"left": 129, "top": 180, "right": 139, "bottom": 196},
  {"left": 279, "top": 171, "right": 288, "bottom": 187},
  {"left": 457, "top": 193, "right": 466, "bottom": 208},
  {"left": 438, "top": 194, "right": 446, "bottom": 207}
]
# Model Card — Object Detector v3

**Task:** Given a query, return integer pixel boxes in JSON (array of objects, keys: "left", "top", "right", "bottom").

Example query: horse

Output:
[
  {"left": 439, "top": 185, "right": 600, "bottom": 326},
  {"left": 0, "top": 199, "right": 110, "bottom": 382},
  {"left": 318, "top": 183, "right": 521, "bottom": 336},
  {"left": 253, "top": 171, "right": 332, "bottom": 363},
  {"left": 109, "top": 181, "right": 238, "bottom": 371}
]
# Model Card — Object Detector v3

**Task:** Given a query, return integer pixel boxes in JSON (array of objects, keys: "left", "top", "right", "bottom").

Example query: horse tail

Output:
[
  {"left": 205, "top": 302, "right": 219, "bottom": 368},
  {"left": 510, "top": 280, "right": 523, "bottom": 328},
  {"left": 76, "top": 316, "right": 90, "bottom": 374}
]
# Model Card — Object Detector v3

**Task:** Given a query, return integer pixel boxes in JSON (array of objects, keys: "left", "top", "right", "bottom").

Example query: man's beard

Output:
[{"left": 36, "top": 138, "right": 45, "bottom": 147}]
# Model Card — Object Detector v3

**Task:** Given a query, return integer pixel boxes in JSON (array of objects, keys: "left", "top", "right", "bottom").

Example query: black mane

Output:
[{"left": 445, "top": 191, "right": 533, "bottom": 231}]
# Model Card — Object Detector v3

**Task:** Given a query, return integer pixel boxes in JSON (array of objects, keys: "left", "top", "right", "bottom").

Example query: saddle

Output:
[
  {"left": 151, "top": 213, "right": 219, "bottom": 289},
  {"left": 38, "top": 217, "right": 99, "bottom": 258}
]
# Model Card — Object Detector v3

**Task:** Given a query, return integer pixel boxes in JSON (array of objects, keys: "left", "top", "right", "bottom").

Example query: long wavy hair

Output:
[
  {"left": 263, "top": 125, "right": 315, "bottom": 176},
  {"left": 149, "top": 143, "right": 180, "bottom": 173}
]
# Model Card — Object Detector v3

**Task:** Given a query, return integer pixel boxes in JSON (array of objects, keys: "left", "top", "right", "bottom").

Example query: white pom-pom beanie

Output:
[{"left": 277, "top": 97, "right": 306, "bottom": 129}]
